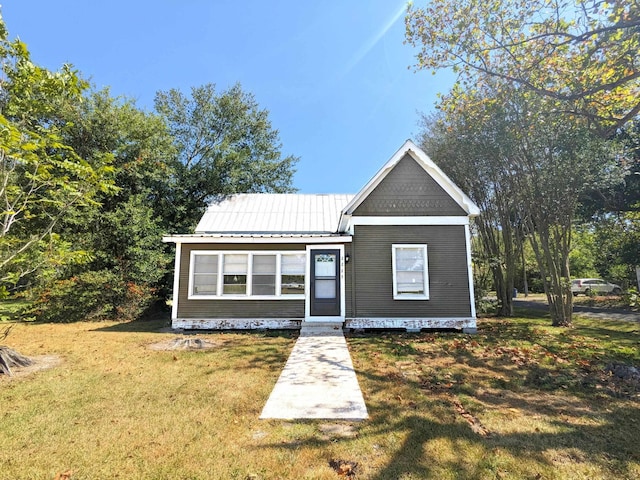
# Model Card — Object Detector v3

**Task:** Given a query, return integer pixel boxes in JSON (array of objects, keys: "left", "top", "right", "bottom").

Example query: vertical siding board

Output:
[
  {"left": 353, "top": 225, "right": 472, "bottom": 317},
  {"left": 353, "top": 155, "right": 467, "bottom": 216}
]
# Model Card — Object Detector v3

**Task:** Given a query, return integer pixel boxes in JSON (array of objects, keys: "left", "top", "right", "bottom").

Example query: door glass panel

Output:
[
  {"left": 314, "top": 254, "right": 336, "bottom": 277},
  {"left": 315, "top": 279, "right": 336, "bottom": 299}
]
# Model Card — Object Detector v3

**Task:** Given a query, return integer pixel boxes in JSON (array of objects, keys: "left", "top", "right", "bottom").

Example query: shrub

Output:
[{"left": 29, "top": 270, "right": 157, "bottom": 322}]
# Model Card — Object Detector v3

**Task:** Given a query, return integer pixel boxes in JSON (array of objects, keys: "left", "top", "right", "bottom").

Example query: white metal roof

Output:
[{"left": 195, "top": 194, "right": 355, "bottom": 234}]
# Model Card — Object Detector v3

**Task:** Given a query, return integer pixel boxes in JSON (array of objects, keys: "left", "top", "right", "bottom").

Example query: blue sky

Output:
[{"left": 3, "top": 1, "right": 453, "bottom": 193}]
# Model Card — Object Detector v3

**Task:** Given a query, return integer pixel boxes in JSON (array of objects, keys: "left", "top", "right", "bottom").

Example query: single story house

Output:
[{"left": 163, "top": 140, "right": 480, "bottom": 332}]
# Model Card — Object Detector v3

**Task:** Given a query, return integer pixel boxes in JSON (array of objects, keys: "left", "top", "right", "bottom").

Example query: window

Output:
[
  {"left": 223, "top": 254, "right": 248, "bottom": 294},
  {"left": 392, "top": 244, "right": 429, "bottom": 300},
  {"left": 281, "top": 254, "right": 306, "bottom": 295},
  {"left": 193, "top": 254, "right": 218, "bottom": 295},
  {"left": 252, "top": 255, "right": 276, "bottom": 295},
  {"left": 189, "top": 251, "right": 306, "bottom": 299}
]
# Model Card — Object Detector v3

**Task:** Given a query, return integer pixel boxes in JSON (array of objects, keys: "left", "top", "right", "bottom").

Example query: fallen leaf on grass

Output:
[
  {"left": 452, "top": 397, "right": 491, "bottom": 437},
  {"left": 329, "top": 459, "right": 358, "bottom": 477},
  {"left": 54, "top": 470, "right": 73, "bottom": 480}
]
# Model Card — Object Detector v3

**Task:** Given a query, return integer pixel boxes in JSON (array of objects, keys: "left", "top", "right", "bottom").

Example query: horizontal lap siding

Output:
[
  {"left": 345, "top": 244, "right": 353, "bottom": 318},
  {"left": 353, "top": 225, "right": 471, "bottom": 317},
  {"left": 177, "top": 243, "right": 305, "bottom": 319}
]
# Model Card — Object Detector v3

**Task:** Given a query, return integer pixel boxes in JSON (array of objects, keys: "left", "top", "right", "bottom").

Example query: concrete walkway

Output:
[{"left": 260, "top": 325, "right": 369, "bottom": 420}]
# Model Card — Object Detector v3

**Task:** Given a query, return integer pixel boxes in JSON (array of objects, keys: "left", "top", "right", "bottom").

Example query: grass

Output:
[
  {"left": 0, "top": 312, "right": 639, "bottom": 479},
  {"left": 0, "top": 298, "right": 31, "bottom": 322}
]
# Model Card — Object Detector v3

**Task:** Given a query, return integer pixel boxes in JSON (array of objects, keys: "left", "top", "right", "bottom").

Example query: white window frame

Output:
[
  {"left": 188, "top": 250, "right": 306, "bottom": 300},
  {"left": 391, "top": 244, "right": 429, "bottom": 300}
]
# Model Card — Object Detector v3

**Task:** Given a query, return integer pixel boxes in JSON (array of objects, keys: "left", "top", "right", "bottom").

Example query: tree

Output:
[
  {"left": 406, "top": 0, "right": 640, "bottom": 137},
  {"left": 29, "top": 90, "right": 175, "bottom": 321},
  {"left": 419, "top": 108, "right": 521, "bottom": 316},
  {"left": 421, "top": 80, "right": 620, "bottom": 326},
  {"left": 0, "top": 17, "right": 115, "bottom": 293},
  {"left": 154, "top": 83, "right": 299, "bottom": 233}
]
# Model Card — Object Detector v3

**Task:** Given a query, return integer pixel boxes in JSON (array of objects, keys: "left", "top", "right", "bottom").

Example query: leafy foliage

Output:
[
  {"left": 155, "top": 83, "right": 299, "bottom": 233},
  {"left": 406, "top": 0, "right": 640, "bottom": 137},
  {"left": 27, "top": 90, "right": 175, "bottom": 321},
  {"left": 1, "top": 14, "right": 300, "bottom": 322},
  {"left": 420, "top": 79, "right": 621, "bottom": 325},
  {"left": 0, "top": 17, "right": 115, "bottom": 291}
]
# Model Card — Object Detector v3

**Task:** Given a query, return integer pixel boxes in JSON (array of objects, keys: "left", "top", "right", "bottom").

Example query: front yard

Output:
[{"left": 0, "top": 311, "right": 638, "bottom": 479}]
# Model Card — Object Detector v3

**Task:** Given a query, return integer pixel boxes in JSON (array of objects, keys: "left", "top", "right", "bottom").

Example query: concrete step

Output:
[{"left": 299, "top": 321, "right": 344, "bottom": 336}]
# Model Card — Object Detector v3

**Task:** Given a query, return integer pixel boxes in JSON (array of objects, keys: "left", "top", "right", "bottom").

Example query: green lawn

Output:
[{"left": 0, "top": 311, "right": 638, "bottom": 479}]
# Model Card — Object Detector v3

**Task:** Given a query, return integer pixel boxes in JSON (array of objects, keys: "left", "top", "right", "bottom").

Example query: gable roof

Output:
[
  {"left": 195, "top": 194, "right": 354, "bottom": 234},
  {"left": 177, "top": 140, "right": 479, "bottom": 240},
  {"left": 340, "top": 139, "right": 480, "bottom": 219}
]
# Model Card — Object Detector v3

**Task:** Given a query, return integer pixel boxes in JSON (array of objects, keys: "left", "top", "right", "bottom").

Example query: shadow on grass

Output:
[
  {"left": 353, "top": 363, "right": 640, "bottom": 479},
  {"left": 338, "top": 315, "right": 640, "bottom": 478}
]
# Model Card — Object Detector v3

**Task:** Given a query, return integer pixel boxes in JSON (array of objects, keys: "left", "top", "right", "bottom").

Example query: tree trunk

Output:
[
  {"left": 528, "top": 227, "right": 573, "bottom": 327},
  {"left": 0, "top": 346, "right": 33, "bottom": 376}
]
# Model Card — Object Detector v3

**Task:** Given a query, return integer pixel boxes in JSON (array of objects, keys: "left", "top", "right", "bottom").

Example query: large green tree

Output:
[
  {"left": 155, "top": 83, "right": 299, "bottom": 233},
  {"left": 421, "top": 81, "right": 620, "bottom": 326},
  {"left": 29, "top": 90, "right": 176, "bottom": 322}
]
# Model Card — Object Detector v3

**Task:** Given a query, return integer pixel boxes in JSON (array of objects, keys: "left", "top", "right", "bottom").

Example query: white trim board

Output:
[
  {"left": 163, "top": 235, "right": 352, "bottom": 244},
  {"left": 171, "top": 242, "right": 182, "bottom": 320}
]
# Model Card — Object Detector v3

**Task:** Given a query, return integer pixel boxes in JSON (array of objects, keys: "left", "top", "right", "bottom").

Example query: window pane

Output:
[
  {"left": 193, "top": 274, "right": 217, "bottom": 294},
  {"left": 394, "top": 245, "right": 428, "bottom": 298},
  {"left": 282, "top": 254, "right": 305, "bottom": 274},
  {"left": 397, "top": 269, "right": 425, "bottom": 294},
  {"left": 281, "top": 274, "right": 305, "bottom": 295},
  {"left": 223, "top": 254, "right": 247, "bottom": 274},
  {"left": 396, "top": 248, "right": 424, "bottom": 271},
  {"left": 252, "top": 274, "right": 276, "bottom": 295},
  {"left": 223, "top": 274, "right": 247, "bottom": 294},
  {"left": 253, "top": 255, "right": 276, "bottom": 274},
  {"left": 194, "top": 254, "right": 218, "bottom": 274}
]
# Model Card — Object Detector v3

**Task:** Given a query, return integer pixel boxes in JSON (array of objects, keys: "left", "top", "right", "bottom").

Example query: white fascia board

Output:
[{"left": 162, "top": 235, "right": 352, "bottom": 244}]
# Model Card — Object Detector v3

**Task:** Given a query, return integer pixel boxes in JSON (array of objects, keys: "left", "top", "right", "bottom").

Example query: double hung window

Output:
[{"left": 392, "top": 244, "right": 429, "bottom": 300}]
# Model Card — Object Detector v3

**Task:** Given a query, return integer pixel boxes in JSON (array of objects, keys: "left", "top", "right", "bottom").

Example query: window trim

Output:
[
  {"left": 188, "top": 250, "right": 306, "bottom": 300},
  {"left": 391, "top": 244, "right": 429, "bottom": 300}
]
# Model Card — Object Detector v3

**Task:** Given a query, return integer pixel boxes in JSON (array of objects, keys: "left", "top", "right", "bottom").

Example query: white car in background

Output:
[{"left": 571, "top": 278, "right": 622, "bottom": 296}]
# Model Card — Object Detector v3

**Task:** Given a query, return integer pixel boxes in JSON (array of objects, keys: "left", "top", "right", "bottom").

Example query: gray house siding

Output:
[
  {"left": 176, "top": 243, "right": 305, "bottom": 319},
  {"left": 345, "top": 243, "right": 353, "bottom": 318},
  {"left": 352, "top": 225, "right": 472, "bottom": 318},
  {"left": 353, "top": 155, "right": 467, "bottom": 217}
]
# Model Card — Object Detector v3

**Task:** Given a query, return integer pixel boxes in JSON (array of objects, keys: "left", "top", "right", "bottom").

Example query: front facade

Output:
[{"left": 163, "top": 140, "right": 480, "bottom": 332}]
